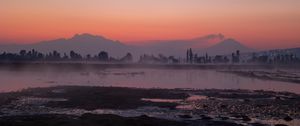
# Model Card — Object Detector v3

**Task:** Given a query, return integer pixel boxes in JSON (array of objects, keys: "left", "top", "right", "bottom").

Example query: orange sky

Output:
[{"left": 0, "top": 0, "right": 300, "bottom": 49}]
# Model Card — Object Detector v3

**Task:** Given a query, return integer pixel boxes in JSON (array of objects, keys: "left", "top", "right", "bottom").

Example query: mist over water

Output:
[{"left": 1, "top": 67, "right": 300, "bottom": 94}]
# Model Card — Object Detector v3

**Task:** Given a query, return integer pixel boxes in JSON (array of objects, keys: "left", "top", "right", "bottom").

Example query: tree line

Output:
[
  {"left": 0, "top": 49, "right": 133, "bottom": 63},
  {"left": 185, "top": 48, "right": 300, "bottom": 64},
  {"left": 1, "top": 49, "right": 299, "bottom": 64}
]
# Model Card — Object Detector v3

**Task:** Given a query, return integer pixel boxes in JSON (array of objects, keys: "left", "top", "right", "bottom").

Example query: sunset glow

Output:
[{"left": 0, "top": 0, "right": 300, "bottom": 49}]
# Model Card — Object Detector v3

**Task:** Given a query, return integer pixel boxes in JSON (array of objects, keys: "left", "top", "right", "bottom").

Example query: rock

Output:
[
  {"left": 275, "top": 124, "right": 288, "bottom": 126},
  {"left": 283, "top": 115, "right": 293, "bottom": 121},
  {"left": 231, "top": 115, "right": 251, "bottom": 122},
  {"left": 178, "top": 114, "right": 192, "bottom": 119},
  {"left": 200, "top": 115, "right": 213, "bottom": 120},
  {"left": 220, "top": 104, "right": 227, "bottom": 108},
  {"left": 275, "top": 96, "right": 282, "bottom": 100},
  {"left": 219, "top": 116, "right": 229, "bottom": 120},
  {"left": 250, "top": 123, "right": 269, "bottom": 126},
  {"left": 139, "top": 115, "right": 149, "bottom": 118},
  {"left": 242, "top": 115, "right": 251, "bottom": 122},
  {"left": 243, "top": 99, "right": 250, "bottom": 102}
]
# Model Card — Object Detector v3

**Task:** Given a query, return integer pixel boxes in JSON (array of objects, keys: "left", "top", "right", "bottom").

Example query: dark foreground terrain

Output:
[
  {"left": 0, "top": 86, "right": 300, "bottom": 126},
  {"left": 0, "top": 114, "right": 187, "bottom": 126}
]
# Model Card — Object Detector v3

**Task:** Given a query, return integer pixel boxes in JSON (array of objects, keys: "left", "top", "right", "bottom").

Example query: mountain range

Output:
[{"left": 0, "top": 33, "right": 255, "bottom": 58}]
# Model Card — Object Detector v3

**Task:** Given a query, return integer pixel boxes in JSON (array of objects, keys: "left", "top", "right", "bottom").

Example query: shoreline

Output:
[
  {"left": 1, "top": 86, "right": 299, "bottom": 126},
  {"left": 1, "top": 62, "right": 299, "bottom": 70}
]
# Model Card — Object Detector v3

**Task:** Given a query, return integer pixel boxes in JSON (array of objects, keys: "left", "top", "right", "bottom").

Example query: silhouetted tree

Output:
[
  {"left": 19, "top": 50, "right": 26, "bottom": 56},
  {"left": 236, "top": 50, "right": 240, "bottom": 63},
  {"left": 189, "top": 48, "right": 193, "bottom": 63},
  {"left": 205, "top": 53, "right": 208, "bottom": 63},
  {"left": 63, "top": 53, "right": 69, "bottom": 60},
  {"left": 86, "top": 54, "right": 91, "bottom": 60},
  {"left": 231, "top": 53, "right": 235, "bottom": 63},
  {"left": 98, "top": 51, "right": 109, "bottom": 61},
  {"left": 168, "top": 56, "right": 179, "bottom": 64},
  {"left": 70, "top": 50, "right": 82, "bottom": 60},
  {"left": 120, "top": 52, "right": 133, "bottom": 63}
]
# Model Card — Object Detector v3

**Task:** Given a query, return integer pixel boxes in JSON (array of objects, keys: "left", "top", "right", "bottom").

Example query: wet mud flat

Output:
[
  {"left": 0, "top": 86, "right": 300, "bottom": 126},
  {"left": 0, "top": 114, "right": 187, "bottom": 126}
]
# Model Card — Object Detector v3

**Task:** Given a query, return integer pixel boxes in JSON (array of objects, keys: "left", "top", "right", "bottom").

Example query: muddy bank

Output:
[
  {"left": 0, "top": 113, "right": 187, "bottom": 126},
  {"left": 1, "top": 86, "right": 300, "bottom": 126},
  {"left": 9, "top": 86, "right": 188, "bottom": 110},
  {"left": 0, "top": 113, "right": 248, "bottom": 126}
]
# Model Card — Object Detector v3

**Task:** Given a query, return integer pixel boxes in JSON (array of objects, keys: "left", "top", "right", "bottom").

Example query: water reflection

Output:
[{"left": 1, "top": 68, "right": 300, "bottom": 94}]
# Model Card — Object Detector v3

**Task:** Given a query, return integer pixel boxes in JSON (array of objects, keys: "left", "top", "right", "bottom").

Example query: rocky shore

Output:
[{"left": 0, "top": 86, "right": 299, "bottom": 126}]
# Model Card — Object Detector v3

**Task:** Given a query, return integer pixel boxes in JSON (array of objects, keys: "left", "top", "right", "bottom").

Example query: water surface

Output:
[{"left": 1, "top": 68, "right": 300, "bottom": 94}]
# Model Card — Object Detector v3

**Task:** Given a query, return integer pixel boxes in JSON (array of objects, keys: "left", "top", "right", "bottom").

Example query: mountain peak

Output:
[
  {"left": 204, "top": 38, "right": 254, "bottom": 55},
  {"left": 71, "top": 33, "right": 106, "bottom": 41},
  {"left": 204, "top": 33, "right": 225, "bottom": 40},
  {"left": 219, "top": 38, "right": 241, "bottom": 45}
]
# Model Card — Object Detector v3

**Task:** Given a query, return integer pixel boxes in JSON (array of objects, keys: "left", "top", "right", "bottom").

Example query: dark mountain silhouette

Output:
[
  {"left": 139, "top": 33, "right": 224, "bottom": 48},
  {"left": 0, "top": 33, "right": 133, "bottom": 57},
  {"left": 135, "top": 33, "right": 226, "bottom": 56},
  {"left": 0, "top": 33, "right": 254, "bottom": 58}
]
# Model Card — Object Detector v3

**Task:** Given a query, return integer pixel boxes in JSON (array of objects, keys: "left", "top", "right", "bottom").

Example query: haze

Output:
[{"left": 0, "top": 0, "right": 300, "bottom": 49}]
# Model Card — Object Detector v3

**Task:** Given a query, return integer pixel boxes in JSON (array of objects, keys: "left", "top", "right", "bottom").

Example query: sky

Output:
[{"left": 0, "top": 0, "right": 300, "bottom": 49}]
